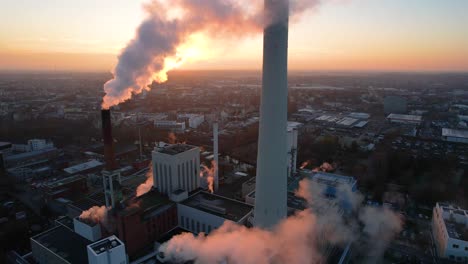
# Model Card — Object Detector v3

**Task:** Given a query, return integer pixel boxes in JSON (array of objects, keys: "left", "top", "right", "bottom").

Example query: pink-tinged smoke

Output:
[
  {"left": 200, "top": 160, "right": 217, "bottom": 193},
  {"left": 102, "top": 0, "right": 321, "bottom": 109},
  {"left": 136, "top": 164, "right": 154, "bottom": 197},
  {"left": 159, "top": 178, "right": 403, "bottom": 263},
  {"left": 312, "top": 162, "right": 335, "bottom": 172},
  {"left": 79, "top": 205, "right": 109, "bottom": 228}
]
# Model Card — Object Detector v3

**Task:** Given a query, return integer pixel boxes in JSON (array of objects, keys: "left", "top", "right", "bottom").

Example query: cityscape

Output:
[{"left": 1, "top": 0, "right": 468, "bottom": 264}]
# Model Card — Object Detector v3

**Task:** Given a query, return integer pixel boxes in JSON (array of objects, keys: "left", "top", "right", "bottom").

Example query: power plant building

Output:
[
  {"left": 151, "top": 143, "right": 200, "bottom": 195},
  {"left": 177, "top": 191, "right": 253, "bottom": 234},
  {"left": 432, "top": 203, "right": 468, "bottom": 262}
]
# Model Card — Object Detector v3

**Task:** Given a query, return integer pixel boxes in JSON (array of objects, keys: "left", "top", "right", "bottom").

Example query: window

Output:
[
  {"left": 181, "top": 216, "right": 185, "bottom": 227},
  {"left": 453, "top": 244, "right": 459, "bottom": 249},
  {"left": 186, "top": 218, "right": 189, "bottom": 229},
  {"left": 208, "top": 225, "right": 212, "bottom": 233},
  {"left": 202, "top": 223, "right": 206, "bottom": 233},
  {"left": 191, "top": 219, "right": 195, "bottom": 231},
  {"left": 197, "top": 222, "right": 200, "bottom": 233}
]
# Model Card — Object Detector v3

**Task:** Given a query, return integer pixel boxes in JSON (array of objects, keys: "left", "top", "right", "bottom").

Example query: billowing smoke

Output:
[
  {"left": 136, "top": 164, "right": 154, "bottom": 197},
  {"left": 79, "top": 205, "right": 113, "bottom": 232},
  {"left": 312, "top": 162, "right": 335, "bottom": 172},
  {"left": 200, "top": 160, "right": 216, "bottom": 193},
  {"left": 159, "top": 178, "right": 403, "bottom": 263},
  {"left": 102, "top": 0, "right": 321, "bottom": 109}
]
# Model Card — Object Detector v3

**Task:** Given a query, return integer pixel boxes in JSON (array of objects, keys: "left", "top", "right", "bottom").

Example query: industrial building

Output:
[
  {"left": 154, "top": 120, "right": 186, "bottom": 132},
  {"left": 387, "top": 113, "right": 423, "bottom": 126},
  {"left": 116, "top": 191, "right": 177, "bottom": 256},
  {"left": 87, "top": 236, "right": 127, "bottom": 264},
  {"left": 177, "top": 191, "right": 253, "bottom": 234},
  {"left": 432, "top": 203, "right": 468, "bottom": 262},
  {"left": 151, "top": 143, "right": 200, "bottom": 195},
  {"left": 442, "top": 128, "right": 468, "bottom": 144},
  {"left": 63, "top": 160, "right": 104, "bottom": 175}
]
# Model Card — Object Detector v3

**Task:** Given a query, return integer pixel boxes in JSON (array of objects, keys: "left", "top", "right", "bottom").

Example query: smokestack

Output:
[
  {"left": 254, "top": 0, "right": 289, "bottom": 228},
  {"left": 101, "top": 109, "right": 117, "bottom": 171},
  {"left": 213, "top": 122, "right": 219, "bottom": 192}
]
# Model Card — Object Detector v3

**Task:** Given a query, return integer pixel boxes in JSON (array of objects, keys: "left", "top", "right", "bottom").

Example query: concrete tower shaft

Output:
[{"left": 254, "top": 0, "right": 289, "bottom": 228}]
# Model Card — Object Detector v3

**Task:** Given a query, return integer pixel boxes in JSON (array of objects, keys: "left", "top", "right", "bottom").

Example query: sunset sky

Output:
[{"left": 1, "top": 0, "right": 467, "bottom": 72}]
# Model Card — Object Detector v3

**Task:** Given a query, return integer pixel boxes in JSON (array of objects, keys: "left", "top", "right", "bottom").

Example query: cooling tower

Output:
[{"left": 254, "top": 0, "right": 289, "bottom": 228}]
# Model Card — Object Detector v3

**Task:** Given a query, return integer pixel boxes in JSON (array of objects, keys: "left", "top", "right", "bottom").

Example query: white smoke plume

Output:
[
  {"left": 102, "top": 0, "right": 321, "bottom": 109},
  {"left": 159, "top": 178, "right": 403, "bottom": 263},
  {"left": 136, "top": 164, "right": 154, "bottom": 197}
]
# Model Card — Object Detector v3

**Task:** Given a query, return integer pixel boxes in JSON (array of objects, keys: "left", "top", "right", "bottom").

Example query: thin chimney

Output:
[
  {"left": 101, "top": 109, "right": 117, "bottom": 171},
  {"left": 213, "top": 122, "right": 219, "bottom": 192}
]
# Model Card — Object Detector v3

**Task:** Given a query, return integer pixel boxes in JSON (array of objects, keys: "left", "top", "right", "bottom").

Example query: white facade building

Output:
[
  {"left": 178, "top": 114, "right": 205, "bottom": 129},
  {"left": 154, "top": 120, "right": 186, "bottom": 132},
  {"left": 152, "top": 144, "right": 200, "bottom": 195},
  {"left": 432, "top": 203, "right": 468, "bottom": 262},
  {"left": 87, "top": 236, "right": 127, "bottom": 264},
  {"left": 177, "top": 191, "right": 253, "bottom": 234}
]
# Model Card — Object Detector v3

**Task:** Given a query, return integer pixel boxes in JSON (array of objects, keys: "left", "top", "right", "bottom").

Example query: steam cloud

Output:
[
  {"left": 102, "top": 0, "right": 321, "bottom": 109},
  {"left": 160, "top": 178, "right": 403, "bottom": 263},
  {"left": 136, "top": 164, "right": 154, "bottom": 197},
  {"left": 79, "top": 205, "right": 113, "bottom": 231}
]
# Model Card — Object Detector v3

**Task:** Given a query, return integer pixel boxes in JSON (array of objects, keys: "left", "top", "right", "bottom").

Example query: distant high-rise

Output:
[{"left": 254, "top": 0, "right": 289, "bottom": 228}]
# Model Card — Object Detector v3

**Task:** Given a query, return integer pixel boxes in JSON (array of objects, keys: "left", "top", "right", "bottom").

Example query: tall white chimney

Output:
[
  {"left": 254, "top": 0, "right": 289, "bottom": 228},
  {"left": 213, "top": 122, "right": 219, "bottom": 192}
]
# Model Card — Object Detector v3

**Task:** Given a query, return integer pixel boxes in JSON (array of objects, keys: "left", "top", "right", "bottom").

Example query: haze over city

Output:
[
  {"left": 1, "top": 0, "right": 468, "bottom": 72},
  {"left": 1, "top": 1, "right": 468, "bottom": 264}
]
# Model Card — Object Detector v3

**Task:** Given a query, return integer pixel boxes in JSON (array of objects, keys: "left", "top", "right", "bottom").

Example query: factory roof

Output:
[
  {"left": 354, "top": 121, "right": 368, "bottom": 128},
  {"left": 5, "top": 147, "right": 57, "bottom": 162},
  {"left": 349, "top": 112, "right": 370, "bottom": 119},
  {"left": 157, "top": 144, "right": 198, "bottom": 156},
  {"left": 312, "top": 172, "right": 357, "bottom": 188},
  {"left": 88, "top": 236, "right": 123, "bottom": 255},
  {"left": 64, "top": 160, "right": 103, "bottom": 174},
  {"left": 120, "top": 190, "right": 173, "bottom": 217},
  {"left": 442, "top": 128, "right": 468, "bottom": 139},
  {"left": 181, "top": 191, "right": 253, "bottom": 222},
  {"left": 336, "top": 117, "right": 358, "bottom": 127},
  {"left": 44, "top": 174, "right": 87, "bottom": 189},
  {"left": 387, "top": 114, "right": 422, "bottom": 122},
  {"left": 31, "top": 225, "right": 90, "bottom": 264}
]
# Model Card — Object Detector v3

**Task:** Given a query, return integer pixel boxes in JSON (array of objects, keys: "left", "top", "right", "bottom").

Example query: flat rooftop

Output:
[
  {"left": 31, "top": 225, "right": 90, "bottom": 264},
  {"left": 312, "top": 172, "right": 357, "bottom": 187},
  {"left": 442, "top": 128, "right": 468, "bottom": 139},
  {"left": 89, "top": 236, "right": 122, "bottom": 255},
  {"left": 120, "top": 190, "right": 173, "bottom": 217},
  {"left": 181, "top": 191, "right": 253, "bottom": 222},
  {"left": 387, "top": 113, "right": 422, "bottom": 122},
  {"left": 5, "top": 147, "right": 57, "bottom": 162},
  {"left": 157, "top": 144, "right": 197, "bottom": 155},
  {"left": 44, "top": 174, "right": 87, "bottom": 189},
  {"left": 64, "top": 160, "right": 103, "bottom": 174}
]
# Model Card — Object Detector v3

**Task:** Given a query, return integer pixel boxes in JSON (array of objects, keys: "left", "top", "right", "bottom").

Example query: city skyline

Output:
[{"left": 1, "top": 0, "right": 468, "bottom": 72}]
